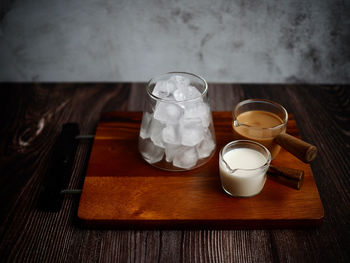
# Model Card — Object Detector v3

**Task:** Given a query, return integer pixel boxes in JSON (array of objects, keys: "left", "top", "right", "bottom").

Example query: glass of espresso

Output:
[{"left": 232, "top": 99, "right": 288, "bottom": 159}]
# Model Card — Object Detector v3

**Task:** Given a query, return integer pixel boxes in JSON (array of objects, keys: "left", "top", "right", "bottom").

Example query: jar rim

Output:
[
  {"left": 219, "top": 139, "right": 271, "bottom": 174},
  {"left": 232, "top": 99, "right": 288, "bottom": 131},
  {"left": 146, "top": 72, "right": 208, "bottom": 102}
]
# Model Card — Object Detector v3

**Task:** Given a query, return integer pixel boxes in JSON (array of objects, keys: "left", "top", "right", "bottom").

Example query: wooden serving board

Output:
[{"left": 77, "top": 112, "right": 324, "bottom": 228}]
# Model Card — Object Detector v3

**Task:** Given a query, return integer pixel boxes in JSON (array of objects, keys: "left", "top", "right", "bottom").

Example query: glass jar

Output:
[
  {"left": 232, "top": 99, "right": 288, "bottom": 159},
  {"left": 219, "top": 140, "right": 271, "bottom": 197},
  {"left": 139, "top": 72, "right": 216, "bottom": 171}
]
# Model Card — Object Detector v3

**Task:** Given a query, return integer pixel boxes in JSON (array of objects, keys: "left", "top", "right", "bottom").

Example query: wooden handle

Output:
[
  {"left": 267, "top": 165, "right": 304, "bottom": 190},
  {"left": 275, "top": 133, "right": 317, "bottom": 163}
]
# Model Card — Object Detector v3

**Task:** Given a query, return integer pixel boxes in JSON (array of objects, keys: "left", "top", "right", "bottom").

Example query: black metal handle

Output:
[{"left": 38, "top": 123, "right": 79, "bottom": 212}]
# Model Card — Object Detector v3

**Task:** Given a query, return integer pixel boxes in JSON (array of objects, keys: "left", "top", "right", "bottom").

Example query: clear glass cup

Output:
[
  {"left": 232, "top": 99, "right": 288, "bottom": 159},
  {"left": 139, "top": 72, "right": 216, "bottom": 171},
  {"left": 219, "top": 140, "right": 271, "bottom": 197}
]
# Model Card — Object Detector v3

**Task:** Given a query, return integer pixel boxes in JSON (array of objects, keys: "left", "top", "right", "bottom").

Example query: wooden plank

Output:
[
  {"left": 1, "top": 84, "right": 349, "bottom": 262},
  {"left": 78, "top": 112, "right": 324, "bottom": 228}
]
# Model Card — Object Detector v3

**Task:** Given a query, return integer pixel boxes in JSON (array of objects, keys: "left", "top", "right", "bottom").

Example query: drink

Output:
[
  {"left": 232, "top": 100, "right": 288, "bottom": 159},
  {"left": 222, "top": 147, "right": 267, "bottom": 169},
  {"left": 219, "top": 140, "right": 271, "bottom": 197},
  {"left": 233, "top": 110, "right": 286, "bottom": 159}
]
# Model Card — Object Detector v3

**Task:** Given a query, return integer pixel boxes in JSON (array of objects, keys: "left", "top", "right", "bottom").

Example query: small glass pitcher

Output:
[{"left": 232, "top": 99, "right": 288, "bottom": 159}]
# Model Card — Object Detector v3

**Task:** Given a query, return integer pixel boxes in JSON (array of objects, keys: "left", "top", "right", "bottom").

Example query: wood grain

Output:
[
  {"left": 77, "top": 112, "right": 323, "bottom": 228},
  {"left": 0, "top": 84, "right": 349, "bottom": 262}
]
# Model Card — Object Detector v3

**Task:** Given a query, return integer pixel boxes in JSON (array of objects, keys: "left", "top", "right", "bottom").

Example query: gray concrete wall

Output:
[
  {"left": 0, "top": 0, "right": 349, "bottom": 83},
  {"left": 0, "top": 0, "right": 14, "bottom": 20}
]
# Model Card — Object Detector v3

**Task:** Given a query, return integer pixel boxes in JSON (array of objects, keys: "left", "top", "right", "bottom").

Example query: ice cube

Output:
[
  {"left": 154, "top": 102, "right": 183, "bottom": 125},
  {"left": 173, "top": 85, "right": 202, "bottom": 101},
  {"left": 139, "top": 138, "right": 164, "bottom": 164},
  {"left": 180, "top": 118, "right": 204, "bottom": 147},
  {"left": 162, "top": 125, "right": 180, "bottom": 145},
  {"left": 148, "top": 118, "right": 165, "bottom": 148},
  {"left": 183, "top": 101, "right": 210, "bottom": 128},
  {"left": 139, "top": 112, "right": 153, "bottom": 139},
  {"left": 164, "top": 143, "right": 181, "bottom": 162},
  {"left": 173, "top": 146, "right": 198, "bottom": 169},
  {"left": 152, "top": 80, "right": 176, "bottom": 98},
  {"left": 196, "top": 130, "right": 216, "bottom": 158},
  {"left": 170, "top": 75, "right": 190, "bottom": 89}
]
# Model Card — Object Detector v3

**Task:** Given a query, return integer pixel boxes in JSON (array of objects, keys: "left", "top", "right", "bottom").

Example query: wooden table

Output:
[{"left": 0, "top": 83, "right": 349, "bottom": 262}]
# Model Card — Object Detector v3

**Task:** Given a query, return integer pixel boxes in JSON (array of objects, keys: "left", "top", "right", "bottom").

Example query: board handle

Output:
[
  {"left": 38, "top": 123, "right": 79, "bottom": 212},
  {"left": 275, "top": 133, "right": 317, "bottom": 163}
]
